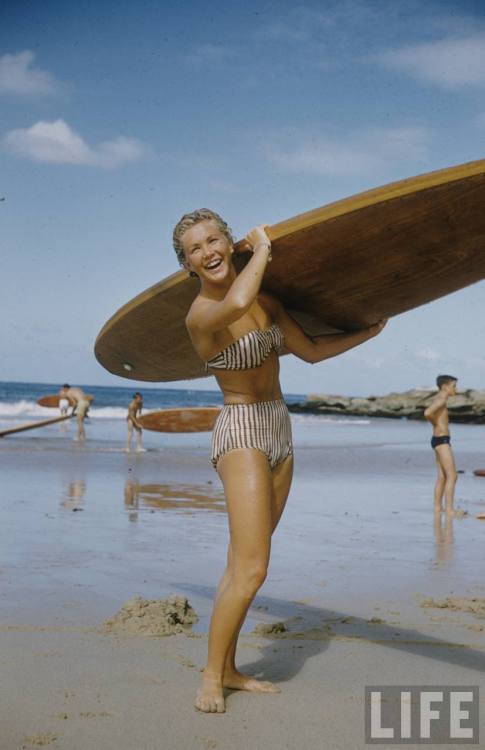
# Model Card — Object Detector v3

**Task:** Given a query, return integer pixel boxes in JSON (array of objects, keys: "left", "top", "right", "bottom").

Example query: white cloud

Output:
[
  {"left": 0, "top": 50, "right": 61, "bottom": 96},
  {"left": 3, "top": 119, "right": 145, "bottom": 168},
  {"left": 373, "top": 34, "right": 485, "bottom": 89},
  {"left": 265, "top": 126, "right": 428, "bottom": 177}
]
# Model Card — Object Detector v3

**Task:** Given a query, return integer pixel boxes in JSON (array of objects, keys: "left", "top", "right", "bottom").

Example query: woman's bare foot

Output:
[
  {"left": 195, "top": 672, "right": 225, "bottom": 713},
  {"left": 223, "top": 669, "right": 280, "bottom": 693}
]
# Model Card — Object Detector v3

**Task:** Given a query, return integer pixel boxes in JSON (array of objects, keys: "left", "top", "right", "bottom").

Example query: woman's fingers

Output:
[{"left": 244, "top": 224, "right": 271, "bottom": 250}]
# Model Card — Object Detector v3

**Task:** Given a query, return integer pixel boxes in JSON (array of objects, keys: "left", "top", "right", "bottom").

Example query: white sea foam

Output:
[
  {"left": 0, "top": 401, "right": 127, "bottom": 420},
  {"left": 0, "top": 400, "right": 46, "bottom": 418}
]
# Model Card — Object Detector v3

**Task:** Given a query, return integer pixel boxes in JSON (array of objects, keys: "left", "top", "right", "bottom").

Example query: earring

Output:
[{"left": 189, "top": 270, "right": 198, "bottom": 278}]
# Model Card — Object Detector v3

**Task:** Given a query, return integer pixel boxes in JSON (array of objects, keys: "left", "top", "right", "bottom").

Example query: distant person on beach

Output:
[
  {"left": 173, "top": 208, "right": 387, "bottom": 713},
  {"left": 424, "top": 374, "right": 458, "bottom": 514},
  {"left": 58, "top": 384, "right": 90, "bottom": 441},
  {"left": 125, "top": 392, "right": 145, "bottom": 453}
]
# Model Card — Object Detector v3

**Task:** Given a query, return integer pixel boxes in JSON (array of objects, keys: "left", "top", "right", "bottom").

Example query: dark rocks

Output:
[{"left": 288, "top": 389, "right": 485, "bottom": 424}]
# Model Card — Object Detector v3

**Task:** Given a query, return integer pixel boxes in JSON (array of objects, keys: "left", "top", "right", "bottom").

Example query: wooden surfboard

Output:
[
  {"left": 37, "top": 394, "right": 94, "bottom": 408},
  {"left": 0, "top": 414, "right": 73, "bottom": 437},
  {"left": 473, "top": 469, "right": 485, "bottom": 477},
  {"left": 138, "top": 407, "right": 221, "bottom": 432},
  {"left": 95, "top": 159, "right": 485, "bottom": 382}
]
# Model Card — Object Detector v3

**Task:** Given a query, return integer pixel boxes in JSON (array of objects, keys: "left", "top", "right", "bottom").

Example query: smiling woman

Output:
[{"left": 172, "top": 207, "right": 385, "bottom": 714}]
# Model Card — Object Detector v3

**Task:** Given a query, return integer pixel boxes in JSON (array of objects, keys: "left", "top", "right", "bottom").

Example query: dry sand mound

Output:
[{"left": 103, "top": 595, "right": 198, "bottom": 636}]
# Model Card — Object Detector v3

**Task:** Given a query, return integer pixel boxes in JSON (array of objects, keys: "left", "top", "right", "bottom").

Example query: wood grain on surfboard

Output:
[
  {"left": 0, "top": 414, "right": 73, "bottom": 437},
  {"left": 95, "top": 159, "right": 485, "bottom": 382},
  {"left": 138, "top": 407, "right": 221, "bottom": 432},
  {"left": 37, "top": 394, "right": 94, "bottom": 408}
]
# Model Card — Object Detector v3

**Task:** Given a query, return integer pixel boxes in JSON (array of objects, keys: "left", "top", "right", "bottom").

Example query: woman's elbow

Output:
[
  {"left": 230, "top": 292, "right": 251, "bottom": 313},
  {"left": 296, "top": 347, "right": 321, "bottom": 364}
]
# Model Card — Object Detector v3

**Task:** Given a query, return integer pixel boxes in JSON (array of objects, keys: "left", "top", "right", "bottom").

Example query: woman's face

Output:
[{"left": 181, "top": 219, "right": 233, "bottom": 282}]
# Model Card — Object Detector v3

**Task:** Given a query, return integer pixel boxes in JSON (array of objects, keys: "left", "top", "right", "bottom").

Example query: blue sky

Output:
[{"left": 1, "top": 0, "right": 484, "bottom": 395}]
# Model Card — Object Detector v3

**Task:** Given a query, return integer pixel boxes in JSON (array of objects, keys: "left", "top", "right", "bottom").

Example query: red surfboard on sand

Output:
[
  {"left": 139, "top": 407, "right": 221, "bottom": 433},
  {"left": 37, "top": 394, "right": 94, "bottom": 408}
]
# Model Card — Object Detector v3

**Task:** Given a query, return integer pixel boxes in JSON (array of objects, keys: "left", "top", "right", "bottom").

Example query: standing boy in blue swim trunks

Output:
[{"left": 424, "top": 375, "right": 458, "bottom": 514}]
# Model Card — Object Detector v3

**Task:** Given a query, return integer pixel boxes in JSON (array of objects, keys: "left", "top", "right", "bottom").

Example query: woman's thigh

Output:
[
  {"left": 270, "top": 454, "right": 294, "bottom": 531},
  {"left": 218, "top": 449, "right": 273, "bottom": 566}
]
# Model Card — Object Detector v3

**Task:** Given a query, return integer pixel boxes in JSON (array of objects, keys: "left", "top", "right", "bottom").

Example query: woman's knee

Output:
[{"left": 232, "top": 561, "right": 268, "bottom": 598}]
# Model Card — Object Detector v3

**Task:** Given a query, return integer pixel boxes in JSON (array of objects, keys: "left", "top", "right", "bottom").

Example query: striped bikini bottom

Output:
[{"left": 211, "top": 399, "right": 293, "bottom": 471}]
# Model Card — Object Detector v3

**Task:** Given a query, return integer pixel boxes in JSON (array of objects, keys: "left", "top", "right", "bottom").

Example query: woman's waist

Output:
[
  {"left": 215, "top": 375, "right": 281, "bottom": 405},
  {"left": 221, "top": 387, "right": 284, "bottom": 406},
  {"left": 220, "top": 397, "right": 287, "bottom": 409}
]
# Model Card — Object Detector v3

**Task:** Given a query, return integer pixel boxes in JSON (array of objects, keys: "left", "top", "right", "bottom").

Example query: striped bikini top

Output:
[{"left": 205, "top": 324, "right": 284, "bottom": 371}]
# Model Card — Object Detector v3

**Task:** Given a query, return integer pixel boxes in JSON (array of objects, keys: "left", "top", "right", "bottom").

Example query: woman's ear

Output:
[{"left": 183, "top": 260, "right": 198, "bottom": 278}]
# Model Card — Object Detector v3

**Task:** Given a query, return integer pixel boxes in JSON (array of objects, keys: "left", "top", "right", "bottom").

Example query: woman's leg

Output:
[
  {"left": 223, "top": 453, "right": 294, "bottom": 679},
  {"left": 195, "top": 448, "right": 273, "bottom": 713}
]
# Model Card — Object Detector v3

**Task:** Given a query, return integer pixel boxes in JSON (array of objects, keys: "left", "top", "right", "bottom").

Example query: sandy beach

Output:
[{"left": 1, "top": 415, "right": 485, "bottom": 749}]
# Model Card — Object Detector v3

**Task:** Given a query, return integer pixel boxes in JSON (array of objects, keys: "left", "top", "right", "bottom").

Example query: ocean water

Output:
[
  {"left": 1, "top": 380, "right": 484, "bottom": 456},
  {"left": 0, "top": 380, "right": 302, "bottom": 449},
  {"left": 0, "top": 380, "right": 228, "bottom": 420}
]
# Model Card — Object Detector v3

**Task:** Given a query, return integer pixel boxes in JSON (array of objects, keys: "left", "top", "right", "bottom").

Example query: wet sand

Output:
[{"left": 1, "top": 419, "right": 485, "bottom": 748}]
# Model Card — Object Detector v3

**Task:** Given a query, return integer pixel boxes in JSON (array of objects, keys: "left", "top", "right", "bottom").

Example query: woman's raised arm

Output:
[{"left": 267, "top": 294, "right": 387, "bottom": 363}]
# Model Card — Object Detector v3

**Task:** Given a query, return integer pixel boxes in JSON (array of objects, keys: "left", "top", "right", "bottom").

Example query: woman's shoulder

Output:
[{"left": 185, "top": 294, "right": 212, "bottom": 332}]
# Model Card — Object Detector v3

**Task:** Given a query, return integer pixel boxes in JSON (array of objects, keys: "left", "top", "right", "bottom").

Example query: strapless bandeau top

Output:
[{"left": 205, "top": 324, "right": 284, "bottom": 371}]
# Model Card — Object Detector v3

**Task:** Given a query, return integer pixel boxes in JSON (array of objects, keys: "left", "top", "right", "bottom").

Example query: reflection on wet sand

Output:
[
  {"left": 433, "top": 510, "right": 454, "bottom": 564},
  {"left": 124, "top": 480, "right": 226, "bottom": 516},
  {"left": 61, "top": 480, "right": 86, "bottom": 510}
]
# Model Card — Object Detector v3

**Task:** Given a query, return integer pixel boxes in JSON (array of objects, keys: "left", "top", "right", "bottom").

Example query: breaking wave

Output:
[{"left": 0, "top": 401, "right": 128, "bottom": 420}]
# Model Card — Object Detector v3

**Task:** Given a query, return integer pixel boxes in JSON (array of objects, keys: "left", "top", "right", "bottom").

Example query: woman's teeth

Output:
[{"left": 206, "top": 259, "right": 222, "bottom": 269}]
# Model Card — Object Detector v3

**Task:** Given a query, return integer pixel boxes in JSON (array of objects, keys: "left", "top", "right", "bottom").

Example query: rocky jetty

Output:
[{"left": 288, "top": 389, "right": 485, "bottom": 424}]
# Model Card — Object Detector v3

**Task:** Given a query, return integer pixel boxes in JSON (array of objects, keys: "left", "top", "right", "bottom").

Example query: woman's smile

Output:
[{"left": 181, "top": 219, "right": 233, "bottom": 282}]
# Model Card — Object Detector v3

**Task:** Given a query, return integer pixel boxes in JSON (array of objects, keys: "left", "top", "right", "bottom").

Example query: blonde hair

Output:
[{"left": 172, "top": 208, "right": 234, "bottom": 267}]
